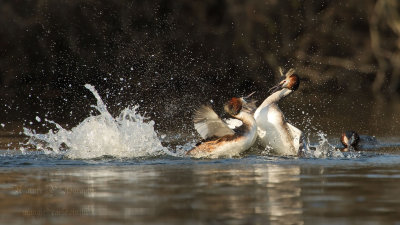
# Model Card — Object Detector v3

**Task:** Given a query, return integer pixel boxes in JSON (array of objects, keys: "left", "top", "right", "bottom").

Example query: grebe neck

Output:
[
  {"left": 233, "top": 111, "right": 256, "bottom": 126},
  {"left": 257, "top": 89, "right": 293, "bottom": 109}
]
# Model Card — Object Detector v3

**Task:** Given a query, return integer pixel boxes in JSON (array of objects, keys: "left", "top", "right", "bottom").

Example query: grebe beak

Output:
[
  {"left": 243, "top": 91, "right": 256, "bottom": 101},
  {"left": 268, "top": 80, "right": 285, "bottom": 94},
  {"left": 241, "top": 91, "right": 257, "bottom": 113}
]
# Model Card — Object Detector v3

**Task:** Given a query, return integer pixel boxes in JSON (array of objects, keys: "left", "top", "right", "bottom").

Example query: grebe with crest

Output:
[
  {"left": 254, "top": 68, "right": 304, "bottom": 156},
  {"left": 340, "top": 131, "right": 360, "bottom": 152},
  {"left": 186, "top": 95, "right": 257, "bottom": 158},
  {"left": 339, "top": 130, "right": 379, "bottom": 151}
]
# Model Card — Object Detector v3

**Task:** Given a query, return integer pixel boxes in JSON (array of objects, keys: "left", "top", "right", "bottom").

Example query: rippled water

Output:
[
  {"left": 1, "top": 153, "right": 400, "bottom": 225},
  {"left": 1, "top": 85, "right": 400, "bottom": 224}
]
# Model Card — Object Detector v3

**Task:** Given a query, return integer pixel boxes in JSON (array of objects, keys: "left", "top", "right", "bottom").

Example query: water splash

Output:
[
  {"left": 302, "top": 131, "right": 360, "bottom": 159},
  {"left": 24, "top": 84, "right": 171, "bottom": 159}
]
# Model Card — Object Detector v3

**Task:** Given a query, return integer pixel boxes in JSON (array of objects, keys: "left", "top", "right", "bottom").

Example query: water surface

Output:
[
  {"left": 1, "top": 151, "right": 400, "bottom": 225},
  {"left": 1, "top": 85, "right": 400, "bottom": 225}
]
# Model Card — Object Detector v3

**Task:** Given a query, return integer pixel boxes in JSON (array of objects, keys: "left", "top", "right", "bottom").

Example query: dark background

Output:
[{"left": 1, "top": 0, "right": 399, "bottom": 136}]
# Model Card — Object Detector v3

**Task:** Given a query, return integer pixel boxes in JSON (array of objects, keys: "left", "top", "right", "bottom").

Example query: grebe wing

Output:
[
  {"left": 287, "top": 123, "right": 303, "bottom": 150},
  {"left": 224, "top": 118, "right": 243, "bottom": 129},
  {"left": 193, "top": 105, "right": 234, "bottom": 139}
]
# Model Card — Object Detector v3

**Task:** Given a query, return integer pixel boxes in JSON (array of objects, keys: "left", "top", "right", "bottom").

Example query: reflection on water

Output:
[
  {"left": 1, "top": 159, "right": 400, "bottom": 225},
  {"left": 256, "top": 165, "right": 303, "bottom": 225}
]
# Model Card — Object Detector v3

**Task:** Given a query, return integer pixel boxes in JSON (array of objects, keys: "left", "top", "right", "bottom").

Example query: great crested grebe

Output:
[
  {"left": 254, "top": 68, "right": 303, "bottom": 156},
  {"left": 339, "top": 130, "right": 379, "bottom": 152},
  {"left": 186, "top": 96, "right": 257, "bottom": 158},
  {"left": 340, "top": 131, "right": 360, "bottom": 152}
]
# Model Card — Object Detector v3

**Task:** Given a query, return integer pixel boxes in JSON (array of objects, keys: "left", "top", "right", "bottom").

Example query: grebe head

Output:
[
  {"left": 269, "top": 69, "right": 300, "bottom": 94},
  {"left": 224, "top": 92, "right": 257, "bottom": 116},
  {"left": 340, "top": 131, "right": 360, "bottom": 150},
  {"left": 224, "top": 97, "right": 243, "bottom": 116}
]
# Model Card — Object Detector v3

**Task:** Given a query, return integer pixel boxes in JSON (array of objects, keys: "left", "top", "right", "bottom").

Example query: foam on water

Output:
[{"left": 24, "top": 84, "right": 171, "bottom": 159}]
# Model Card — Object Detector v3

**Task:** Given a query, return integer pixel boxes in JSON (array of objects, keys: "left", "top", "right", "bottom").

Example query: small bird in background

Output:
[{"left": 340, "top": 131, "right": 360, "bottom": 152}]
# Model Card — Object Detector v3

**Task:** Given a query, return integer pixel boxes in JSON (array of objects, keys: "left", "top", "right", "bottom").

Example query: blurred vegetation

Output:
[{"left": 0, "top": 0, "right": 400, "bottom": 130}]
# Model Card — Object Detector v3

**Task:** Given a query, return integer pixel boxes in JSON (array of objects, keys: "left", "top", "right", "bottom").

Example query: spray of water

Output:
[
  {"left": 302, "top": 131, "right": 361, "bottom": 159},
  {"left": 24, "top": 84, "right": 172, "bottom": 159},
  {"left": 21, "top": 84, "right": 364, "bottom": 160}
]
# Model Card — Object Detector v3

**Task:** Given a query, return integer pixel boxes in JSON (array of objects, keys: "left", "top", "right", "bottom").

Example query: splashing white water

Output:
[
  {"left": 24, "top": 84, "right": 170, "bottom": 159},
  {"left": 302, "top": 131, "right": 360, "bottom": 158}
]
